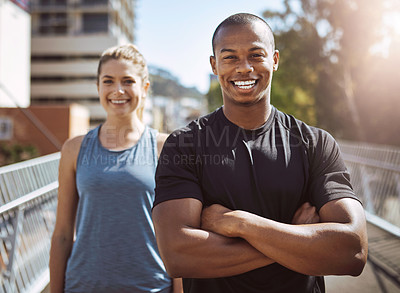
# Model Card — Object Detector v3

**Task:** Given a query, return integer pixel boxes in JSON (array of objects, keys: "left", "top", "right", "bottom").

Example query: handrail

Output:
[
  {"left": 365, "top": 211, "right": 400, "bottom": 238},
  {"left": 0, "top": 182, "right": 58, "bottom": 214},
  {"left": 0, "top": 153, "right": 60, "bottom": 175},
  {"left": 342, "top": 153, "right": 400, "bottom": 173}
]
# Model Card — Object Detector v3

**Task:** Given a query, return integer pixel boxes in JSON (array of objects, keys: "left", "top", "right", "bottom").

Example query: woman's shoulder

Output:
[
  {"left": 156, "top": 132, "right": 169, "bottom": 143},
  {"left": 156, "top": 132, "right": 169, "bottom": 156},
  {"left": 62, "top": 126, "right": 99, "bottom": 154},
  {"left": 61, "top": 135, "right": 85, "bottom": 161}
]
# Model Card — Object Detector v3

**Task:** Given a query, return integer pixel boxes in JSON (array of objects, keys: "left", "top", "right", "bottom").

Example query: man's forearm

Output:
[
  {"left": 202, "top": 199, "right": 367, "bottom": 276},
  {"left": 152, "top": 199, "right": 274, "bottom": 279},
  {"left": 236, "top": 215, "right": 365, "bottom": 276},
  {"left": 157, "top": 225, "right": 274, "bottom": 278}
]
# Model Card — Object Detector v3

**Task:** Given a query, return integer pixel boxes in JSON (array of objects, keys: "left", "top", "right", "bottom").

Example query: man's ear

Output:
[
  {"left": 273, "top": 50, "right": 280, "bottom": 71},
  {"left": 210, "top": 56, "right": 218, "bottom": 75}
]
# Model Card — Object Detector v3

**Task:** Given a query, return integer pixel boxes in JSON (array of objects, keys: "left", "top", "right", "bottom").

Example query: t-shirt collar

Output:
[{"left": 217, "top": 106, "right": 276, "bottom": 140}]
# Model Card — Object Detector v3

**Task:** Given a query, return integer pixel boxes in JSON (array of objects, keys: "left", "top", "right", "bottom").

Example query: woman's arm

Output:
[
  {"left": 156, "top": 132, "right": 185, "bottom": 289},
  {"left": 172, "top": 278, "right": 183, "bottom": 293},
  {"left": 49, "top": 136, "right": 82, "bottom": 293}
]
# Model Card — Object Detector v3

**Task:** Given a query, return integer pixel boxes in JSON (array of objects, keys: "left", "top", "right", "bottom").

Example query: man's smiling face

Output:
[{"left": 210, "top": 21, "right": 279, "bottom": 107}]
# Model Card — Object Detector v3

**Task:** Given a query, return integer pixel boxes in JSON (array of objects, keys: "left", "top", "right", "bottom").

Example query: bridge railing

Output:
[
  {"left": 0, "top": 141, "right": 399, "bottom": 292},
  {"left": 0, "top": 153, "right": 60, "bottom": 293},
  {"left": 338, "top": 140, "right": 400, "bottom": 234},
  {"left": 339, "top": 140, "right": 400, "bottom": 292}
]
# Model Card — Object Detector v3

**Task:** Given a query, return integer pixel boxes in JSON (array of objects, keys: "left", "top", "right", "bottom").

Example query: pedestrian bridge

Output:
[{"left": 0, "top": 141, "right": 399, "bottom": 293}]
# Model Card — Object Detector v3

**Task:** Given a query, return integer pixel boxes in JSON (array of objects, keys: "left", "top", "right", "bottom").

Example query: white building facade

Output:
[
  {"left": 30, "top": 0, "right": 136, "bottom": 124},
  {"left": 0, "top": 0, "right": 31, "bottom": 108}
]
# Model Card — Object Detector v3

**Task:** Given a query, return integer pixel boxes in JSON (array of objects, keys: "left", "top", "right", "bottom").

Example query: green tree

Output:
[
  {"left": 264, "top": 0, "right": 395, "bottom": 142},
  {"left": 270, "top": 19, "right": 322, "bottom": 126},
  {"left": 206, "top": 80, "right": 223, "bottom": 112},
  {"left": 0, "top": 143, "right": 39, "bottom": 166},
  {"left": 355, "top": 38, "right": 400, "bottom": 145}
]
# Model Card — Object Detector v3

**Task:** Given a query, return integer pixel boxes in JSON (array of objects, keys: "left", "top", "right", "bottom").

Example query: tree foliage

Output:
[
  {"left": 206, "top": 80, "right": 223, "bottom": 112},
  {"left": 264, "top": 0, "right": 400, "bottom": 145},
  {"left": 0, "top": 143, "right": 38, "bottom": 166}
]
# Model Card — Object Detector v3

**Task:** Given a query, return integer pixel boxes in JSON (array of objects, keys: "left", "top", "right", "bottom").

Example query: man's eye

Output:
[
  {"left": 223, "top": 55, "right": 236, "bottom": 60},
  {"left": 103, "top": 80, "right": 113, "bottom": 84}
]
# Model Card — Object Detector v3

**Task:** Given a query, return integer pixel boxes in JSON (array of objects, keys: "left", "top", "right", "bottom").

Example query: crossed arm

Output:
[{"left": 152, "top": 197, "right": 367, "bottom": 278}]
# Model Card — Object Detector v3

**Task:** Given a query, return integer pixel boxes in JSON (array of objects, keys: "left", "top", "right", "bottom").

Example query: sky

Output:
[{"left": 135, "top": 1, "right": 285, "bottom": 94}]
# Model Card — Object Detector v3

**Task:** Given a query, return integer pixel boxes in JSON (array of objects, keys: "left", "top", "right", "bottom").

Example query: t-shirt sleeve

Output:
[
  {"left": 153, "top": 128, "right": 203, "bottom": 208},
  {"left": 307, "top": 129, "right": 360, "bottom": 211}
]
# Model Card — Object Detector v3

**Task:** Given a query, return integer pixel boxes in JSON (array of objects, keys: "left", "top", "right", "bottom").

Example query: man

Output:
[{"left": 152, "top": 13, "right": 367, "bottom": 293}]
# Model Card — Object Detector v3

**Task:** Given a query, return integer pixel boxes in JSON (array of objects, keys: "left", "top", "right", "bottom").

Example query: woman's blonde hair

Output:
[{"left": 97, "top": 44, "right": 149, "bottom": 121}]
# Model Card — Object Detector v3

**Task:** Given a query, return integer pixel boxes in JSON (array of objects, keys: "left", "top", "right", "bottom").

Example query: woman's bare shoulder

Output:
[
  {"left": 156, "top": 132, "right": 169, "bottom": 143},
  {"left": 156, "top": 132, "right": 169, "bottom": 155},
  {"left": 60, "top": 135, "right": 85, "bottom": 163}
]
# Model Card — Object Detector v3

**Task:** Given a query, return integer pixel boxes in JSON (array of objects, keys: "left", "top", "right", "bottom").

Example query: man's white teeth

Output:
[
  {"left": 110, "top": 100, "right": 127, "bottom": 104},
  {"left": 234, "top": 80, "right": 256, "bottom": 89}
]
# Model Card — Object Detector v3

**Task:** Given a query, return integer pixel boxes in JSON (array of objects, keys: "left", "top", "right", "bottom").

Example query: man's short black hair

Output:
[{"left": 212, "top": 13, "right": 275, "bottom": 55}]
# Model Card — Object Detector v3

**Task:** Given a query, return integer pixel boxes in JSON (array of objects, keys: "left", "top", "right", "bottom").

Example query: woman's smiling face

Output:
[{"left": 97, "top": 58, "right": 149, "bottom": 118}]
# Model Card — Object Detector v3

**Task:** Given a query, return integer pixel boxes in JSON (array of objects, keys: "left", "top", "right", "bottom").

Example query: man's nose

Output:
[{"left": 236, "top": 58, "right": 254, "bottom": 73}]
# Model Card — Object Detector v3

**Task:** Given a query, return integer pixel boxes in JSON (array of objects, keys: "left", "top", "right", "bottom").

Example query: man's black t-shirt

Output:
[{"left": 154, "top": 106, "right": 358, "bottom": 293}]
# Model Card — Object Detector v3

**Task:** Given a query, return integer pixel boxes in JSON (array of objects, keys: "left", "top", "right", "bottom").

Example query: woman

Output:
[{"left": 50, "top": 44, "right": 182, "bottom": 293}]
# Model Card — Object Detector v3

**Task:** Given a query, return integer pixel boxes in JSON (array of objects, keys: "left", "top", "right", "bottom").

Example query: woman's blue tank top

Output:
[{"left": 64, "top": 125, "right": 171, "bottom": 293}]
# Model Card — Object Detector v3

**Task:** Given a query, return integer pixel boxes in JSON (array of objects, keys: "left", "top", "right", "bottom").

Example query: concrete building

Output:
[{"left": 30, "top": 0, "right": 136, "bottom": 125}]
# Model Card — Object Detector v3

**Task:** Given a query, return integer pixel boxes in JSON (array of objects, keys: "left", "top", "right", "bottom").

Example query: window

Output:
[
  {"left": 0, "top": 118, "right": 13, "bottom": 141},
  {"left": 39, "top": 0, "right": 67, "bottom": 6},
  {"left": 81, "top": 0, "right": 107, "bottom": 5},
  {"left": 82, "top": 13, "right": 108, "bottom": 33},
  {"left": 39, "top": 13, "right": 67, "bottom": 35}
]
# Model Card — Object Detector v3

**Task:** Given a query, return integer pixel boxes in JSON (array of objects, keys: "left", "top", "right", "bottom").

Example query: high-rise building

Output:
[{"left": 30, "top": 0, "right": 136, "bottom": 124}]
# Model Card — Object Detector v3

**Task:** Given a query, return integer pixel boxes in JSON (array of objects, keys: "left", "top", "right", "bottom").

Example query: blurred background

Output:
[
  {"left": 0, "top": 0, "right": 400, "bottom": 292},
  {"left": 1, "top": 0, "right": 400, "bottom": 164}
]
